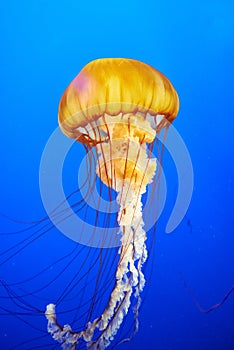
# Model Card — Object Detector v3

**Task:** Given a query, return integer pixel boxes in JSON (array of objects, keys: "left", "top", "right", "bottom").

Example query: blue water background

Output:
[{"left": 0, "top": 0, "right": 234, "bottom": 349}]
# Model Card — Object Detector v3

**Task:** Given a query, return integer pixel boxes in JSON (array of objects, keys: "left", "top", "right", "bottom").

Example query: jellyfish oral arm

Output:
[
  {"left": 45, "top": 181, "right": 149, "bottom": 349},
  {"left": 45, "top": 303, "right": 81, "bottom": 349}
]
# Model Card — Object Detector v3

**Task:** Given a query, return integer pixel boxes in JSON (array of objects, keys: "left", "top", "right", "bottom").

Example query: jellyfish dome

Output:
[{"left": 45, "top": 58, "right": 179, "bottom": 349}]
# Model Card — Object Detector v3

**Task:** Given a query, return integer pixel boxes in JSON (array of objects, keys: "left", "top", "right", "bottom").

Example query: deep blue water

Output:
[{"left": 0, "top": 1, "right": 234, "bottom": 349}]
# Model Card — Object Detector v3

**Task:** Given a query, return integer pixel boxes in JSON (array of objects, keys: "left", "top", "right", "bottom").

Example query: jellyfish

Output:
[{"left": 45, "top": 58, "right": 179, "bottom": 349}]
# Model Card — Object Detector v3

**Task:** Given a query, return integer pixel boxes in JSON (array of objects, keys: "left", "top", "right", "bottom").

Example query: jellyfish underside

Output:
[{"left": 45, "top": 111, "right": 163, "bottom": 349}]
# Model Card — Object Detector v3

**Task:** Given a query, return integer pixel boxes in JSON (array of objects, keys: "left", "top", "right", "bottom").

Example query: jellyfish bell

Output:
[
  {"left": 45, "top": 58, "right": 179, "bottom": 349},
  {"left": 58, "top": 58, "right": 178, "bottom": 146}
]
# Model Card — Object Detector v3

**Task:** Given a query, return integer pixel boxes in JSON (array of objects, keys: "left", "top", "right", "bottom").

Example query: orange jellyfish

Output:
[{"left": 45, "top": 58, "right": 179, "bottom": 349}]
